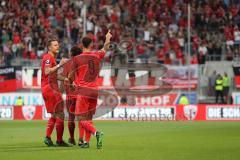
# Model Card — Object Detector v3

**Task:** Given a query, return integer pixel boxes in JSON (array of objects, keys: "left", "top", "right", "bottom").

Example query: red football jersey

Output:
[
  {"left": 73, "top": 50, "right": 105, "bottom": 88},
  {"left": 41, "top": 53, "right": 58, "bottom": 88}
]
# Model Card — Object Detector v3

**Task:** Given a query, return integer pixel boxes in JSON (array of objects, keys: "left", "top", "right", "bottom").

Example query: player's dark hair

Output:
[
  {"left": 47, "top": 37, "right": 59, "bottom": 48},
  {"left": 70, "top": 46, "right": 82, "bottom": 57},
  {"left": 82, "top": 37, "right": 93, "bottom": 48}
]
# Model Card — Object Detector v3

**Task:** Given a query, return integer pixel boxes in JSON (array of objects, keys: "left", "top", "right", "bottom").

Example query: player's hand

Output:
[
  {"left": 106, "top": 30, "right": 112, "bottom": 40},
  {"left": 64, "top": 77, "right": 69, "bottom": 85},
  {"left": 64, "top": 77, "right": 69, "bottom": 82},
  {"left": 69, "top": 82, "right": 76, "bottom": 91},
  {"left": 59, "top": 58, "right": 68, "bottom": 67},
  {"left": 72, "top": 81, "right": 76, "bottom": 86}
]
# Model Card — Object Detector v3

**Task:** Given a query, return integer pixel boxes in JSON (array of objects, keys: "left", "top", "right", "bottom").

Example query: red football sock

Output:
[
  {"left": 78, "top": 121, "right": 85, "bottom": 140},
  {"left": 80, "top": 121, "right": 96, "bottom": 135},
  {"left": 68, "top": 120, "right": 75, "bottom": 140},
  {"left": 85, "top": 121, "right": 93, "bottom": 142},
  {"left": 46, "top": 117, "right": 56, "bottom": 138},
  {"left": 85, "top": 131, "right": 91, "bottom": 143},
  {"left": 56, "top": 117, "right": 64, "bottom": 142}
]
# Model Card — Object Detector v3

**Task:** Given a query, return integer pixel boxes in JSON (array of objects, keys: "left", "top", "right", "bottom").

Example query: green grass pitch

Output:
[{"left": 0, "top": 121, "right": 240, "bottom": 160}]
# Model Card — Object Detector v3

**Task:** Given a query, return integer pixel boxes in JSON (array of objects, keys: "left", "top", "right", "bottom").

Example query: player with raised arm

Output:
[
  {"left": 73, "top": 30, "right": 112, "bottom": 149},
  {"left": 41, "top": 37, "right": 70, "bottom": 147}
]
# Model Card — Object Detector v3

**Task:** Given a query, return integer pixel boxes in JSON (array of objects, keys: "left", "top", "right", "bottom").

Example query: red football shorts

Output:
[
  {"left": 42, "top": 85, "right": 64, "bottom": 113},
  {"left": 75, "top": 95, "right": 97, "bottom": 116}
]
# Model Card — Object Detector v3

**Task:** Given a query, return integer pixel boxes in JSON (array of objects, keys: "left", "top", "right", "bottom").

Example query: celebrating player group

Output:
[{"left": 40, "top": 30, "right": 112, "bottom": 149}]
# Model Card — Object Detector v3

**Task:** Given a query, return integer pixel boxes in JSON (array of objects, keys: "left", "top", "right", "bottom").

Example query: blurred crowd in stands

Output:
[{"left": 0, "top": 0, "right": 240, "bottom": 66}]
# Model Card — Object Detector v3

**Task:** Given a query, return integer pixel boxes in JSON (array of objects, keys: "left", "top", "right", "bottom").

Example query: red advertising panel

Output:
[
  {"left": 234, "top": 76, "right": 240, "bottom": 88},
  {"left": 0, "top": 67, "right": 17, "bottom": 92},
  {"left": 176, "top": 104, "right": 206, "bottom": 121},
  {"left": 13, "top": 106, "right": 43, "bottom": 120}
]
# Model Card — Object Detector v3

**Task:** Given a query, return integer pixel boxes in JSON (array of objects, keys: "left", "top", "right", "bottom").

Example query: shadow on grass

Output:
[{"left": 0, "top": 143, "right": 77, "bottom": 153}]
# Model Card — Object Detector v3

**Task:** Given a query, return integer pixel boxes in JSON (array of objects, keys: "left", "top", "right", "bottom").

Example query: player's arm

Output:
[
  {"left": 45, "top": 65, "right": 59, "bottom": 75},
  {"left": 58, "top": 76, "right": 70, "bottom": 92},
  {"left": 100, "top": 30, "right": 112, "bottom": 52},
  {"left": 44, "top": 58, "right": 68, "bottom": 75},
  {"left": 59, "top": 81, "right": 65, "bottom": 93},
  {"left": 67, "top": 72, "right": 75, "bottom": 91},
  {"left": 59, "top": 68, "right": 69, "bottom": 93},
  {"left": 57, "top": 74, "right": 69, "bottom": 82},
  {"left": 66, "top": 57, "right": 76, "bottom": 83},
  {"left": 67, "top": 70, "right": 75, "bottom": 82},
  {"left": 62, "top": 58, "right": 76, "bottom": 90}
]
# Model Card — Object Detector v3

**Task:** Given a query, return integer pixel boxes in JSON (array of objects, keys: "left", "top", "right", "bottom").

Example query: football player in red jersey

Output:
[
  {"left": 61, "top": 46, "right": 82, "bottom": 145},
  {"left": 73, "top": 30, "right": 112, "bottom": 149},
  {"left": 41, "top": 37, "right": 70, "bottom": 147}
]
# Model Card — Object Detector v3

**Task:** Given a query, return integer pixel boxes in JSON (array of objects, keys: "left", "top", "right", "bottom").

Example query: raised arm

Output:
[{"left": 100, "top": 30, "right": 112, "bottom": 52}]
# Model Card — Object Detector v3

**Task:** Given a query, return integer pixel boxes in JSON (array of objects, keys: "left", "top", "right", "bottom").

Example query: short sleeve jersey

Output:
[
  {"left": 41, "top": 53, "right": 58, "bottom": 88},
  {"left": 73, "top": 50, "right": 105, "bottom": 88}
]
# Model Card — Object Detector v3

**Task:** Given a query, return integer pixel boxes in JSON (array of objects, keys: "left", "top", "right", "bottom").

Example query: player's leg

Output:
[
  {"left": 79, "top": 119, "right": 103, "bottom": 149},
  {"left": 42, "top": 88, "right": 56, "bottom": 147},
  {"left": 89, "top": 98, "right": 103, "bottom": 149},
  {"left": 81, "top": 114, "right": 93, "bottom": 148},
  {"left": 78, "top": 113, "right": 92, "bottom": 148},
  {"left": 68, "top": 112, "right": 76, "bottom": 145},
  {"left": 55, "top": 113, "right": 69, "bottom": 146},
  {"left": 84, "top": 126, "right": 92, "bottom": 143},
  {"left": 67, "top": 99, "right": 76, "bottom": 145},
  {"left": 54, "top": 94, "right": 71, "bottom": 147},
  {"left": 78, "top": 115, "right": 89, "bottom": 148},
  {"left": 75, "top": 95, "right": 87, "bottom": 146},
  {"left": 79, "top": 98, "right": 103, "bottom": 149},
  {"left": 44, "top": 113, "right": 55, "bottom": 146},
  {"left": 78, "top": 119, "right": 85, "bottom": 146},
  {"left": 77, "top": 97, "right": 96, "bottom": 148}
]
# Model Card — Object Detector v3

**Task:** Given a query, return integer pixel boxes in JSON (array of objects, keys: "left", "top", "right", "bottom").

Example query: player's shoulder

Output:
[
  {"left": 75, "top": 51, "right": 103, "bottom": 62},
  {"left": 89, "top": 50, "right": 105, "bottom": 57},
  {"left": 42, "top": 53, "right": 55, "bottom": 66},
  {"left": 42, "top": 53, "right": 51, "bottom": 60},
  {"left": 72, "top": 54, "right": 82, "bottom": 62},
  {"left": 80, "top": 52, "right": 96, "bottom": 58},
  {"left": 74, "top": 54, "right": 82, "bottom": 59},
  {"left": 96, "top": 50, "right": 105, "bottom": 54},
  {"left": 95, "top": 50, "right": 105, "bottom": 59}
]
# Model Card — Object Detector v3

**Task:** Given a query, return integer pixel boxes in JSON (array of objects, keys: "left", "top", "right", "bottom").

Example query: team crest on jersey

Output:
[
  {"left": 45, "top": 59, "right": 50, "bottom": 64},
  {"left": 183, "top": 105, "right": 198, "bottom": 120},
  {"left": 22, "top": 106, "right": 36, "bottom": 120}
]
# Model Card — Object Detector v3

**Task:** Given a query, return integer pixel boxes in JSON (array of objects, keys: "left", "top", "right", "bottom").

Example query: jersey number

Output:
[{"left": 85, "top": 60, "right": 97, "bottom": 82}]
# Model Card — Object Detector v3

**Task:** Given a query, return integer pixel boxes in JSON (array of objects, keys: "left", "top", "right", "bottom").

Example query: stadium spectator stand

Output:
[{"left": 0, "top": 0, "right": 239, "bottom": 66}]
